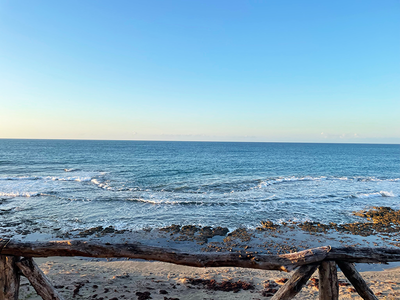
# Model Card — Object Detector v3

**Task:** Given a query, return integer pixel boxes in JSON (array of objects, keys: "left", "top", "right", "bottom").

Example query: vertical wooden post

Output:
[
  {"left": 319, "top": 261, "right": 338, "bottom": 300},
  {"left": 16, "top": 257, "right": 65, "bottom": 300},
  {"left": 0, "top": 255, "right": 20, "bottom": 300},
  {"left": 271, "top": 263, "right": 320, "bottom": 300},
  {"left": 336, "top": 261, "right": 378, "bottom": 300}
]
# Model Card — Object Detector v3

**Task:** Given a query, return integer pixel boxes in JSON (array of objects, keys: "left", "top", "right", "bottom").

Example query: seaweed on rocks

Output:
[
  {"left": 159, "top": 225, "right": 229, "bottom": 245},
  {"left": 213, "top": 226, "right": 229, "bottom": 236},
  {"left": 353, "top": 206, "right": 400, "bottom": 226},
  {"left": 257, "top": 221, "right": 279, "bottom": 231},
  {"left": 78, "top": 226, "right": 104, "bottom": 237},
  {"left": 78, "top": 226, "right": 127, "bottom": 238},
  {"left": 160, "top": 224, "right": 181, "bottom": 234},
  {"left": 257, "top": 206, "right": 400, "bottom": 237},
  {"left": 224, "top": 228, "right": 253, "bottom": 242}
]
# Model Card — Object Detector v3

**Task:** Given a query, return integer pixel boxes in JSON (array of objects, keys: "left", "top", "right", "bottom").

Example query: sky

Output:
[{"left": 0, "top": 1, "right": 399, "bottom": 143}]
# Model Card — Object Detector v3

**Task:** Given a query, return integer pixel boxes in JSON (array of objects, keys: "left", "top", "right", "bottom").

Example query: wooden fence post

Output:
[
  {"left": 16, "top": 257, "right": 64, "bottom": 300},
  {"left": 336, "top": 261, "right": 378, "bottom": 300},
  {"left": 271, "top": 263, "right": 319, "bottom": 300},
  {"left": 318, "top": 261, "right": 338, "bottom": 300},
  {"left": 0, "top": 255, "right": 20, "bottom": 300}
]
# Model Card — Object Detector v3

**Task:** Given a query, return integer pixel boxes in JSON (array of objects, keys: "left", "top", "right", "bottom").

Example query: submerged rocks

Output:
[
  {"left": 224, "top": 228, "right": 253, "bottom": 242},
  {"left": 160, "top": 224, "right": 181, "bottom": 234},
  {"left": 256, "top": 206, "right": 400, "bottom": 237},
  {"left": 159, "top": 224, "right": 229, "bottom": 245},
  {"left": 353, "top": 206, "right": 400, "bottom": 226},
  {"left": 257, "top": 220, "right": 280, "bottom": 231},
  {"left": 212, "top": 226, "right": 229, "bottom": 236},
  {"left": 78, "top": 226, "right": 127, "bottom": 238},
  {"left": 78, "top": 226, "right": 104, "bottom": 237}
]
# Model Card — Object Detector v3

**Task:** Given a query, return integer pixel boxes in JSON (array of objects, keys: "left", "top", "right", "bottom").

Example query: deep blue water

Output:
[{"left": 0, "top": 139, "right": 399, "bottom": 236}]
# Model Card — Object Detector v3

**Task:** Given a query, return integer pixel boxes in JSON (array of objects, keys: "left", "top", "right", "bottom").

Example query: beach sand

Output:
[{"left": 18, "top": 257, "right": 400, "bottom": 300}]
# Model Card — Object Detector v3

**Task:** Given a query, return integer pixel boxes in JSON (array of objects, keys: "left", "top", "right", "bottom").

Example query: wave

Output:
[
  {"left": 254, "top": 175, "right": 400, "bottom": 189},
  {"left": 89, "top": 174, "right": 400, "bottom": 196},
  {"left": 256, "top": 176, "right": 327, "bottom": 188},
  {"left": 0, "top": 175, "right": 92, "bottom": 182},
  {"left": 0, "top": 172, "right": 107, "bottom": 199},
  {"left": 129, "top": 197, "right": 242, "bottom": 206},
  {"left": 91, "top": 179, "right": 114, "bottom": 190},
  {"left": 48, "top": 176, "right": 93, "bottom": 182},
  {"left": 144, "top": 176, "right": 328, "bottom": 194},
  {"left": 0, "top": 173, "right": 105, "bottom": 183},
  {"left": 63, "top": 168, "right": 81, "bottom": 172},
  {"left": 0, "top": 176, "right": 40, "bottom": 181},
  {"left": 0, "top": 191, "right": 41, "bottom": 198},
  {"left": 133, "top": 198, "right": 198, "bottom": 205},
  {"left": 354, "top": 191, "right": 396, "bottom": 199},
  {"left": 355, "top": 177, "right": 400, "bottom": 182}
]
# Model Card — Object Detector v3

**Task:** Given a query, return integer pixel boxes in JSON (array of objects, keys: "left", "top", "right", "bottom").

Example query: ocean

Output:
[{"left": 0, "top": 139, "right": 399, "bottom": 238}]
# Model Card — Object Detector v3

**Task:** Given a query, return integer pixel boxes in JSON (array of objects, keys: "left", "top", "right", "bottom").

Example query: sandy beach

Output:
[{"left": 17, "top": 257, "right": 400, "bottom": 300}]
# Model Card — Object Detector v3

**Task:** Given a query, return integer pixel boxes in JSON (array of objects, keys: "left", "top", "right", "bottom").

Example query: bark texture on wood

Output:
[
  {"left": 270, "top": 263, "right": 319, "bottom": 300},
  {"left": 336, "top": 261, "right": 378, "bottom": 300},
  {"left": 318, "top": 261, "right": 338, "bottom": 300},
  {"left": 2, "top": 240, "right": 400, "bottom": 266},
  {"left": 2, "top": 240, "right": 330, "bottom": 271},
  {"left": 16, "top": 257, "right": 64, "bottom": 300},
  {"left": 0, "top": 255, "right": 20, "bottom": 300},
  {"left": 328, "top": 247, "right": 400, "bottom": 263}
]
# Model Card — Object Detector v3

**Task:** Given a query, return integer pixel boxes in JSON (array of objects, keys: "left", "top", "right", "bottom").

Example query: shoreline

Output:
[{"left": 18, "top": 256, "right": 400, "bottom": 300}]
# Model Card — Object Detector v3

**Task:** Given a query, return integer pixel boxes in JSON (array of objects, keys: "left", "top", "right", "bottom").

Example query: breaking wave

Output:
[
  {"left": 0, "top": 172, "right": 107, "bottom": 199},
  {"left": 0, "top": 176, "right": 40, "bottom": 181},
  {"left": 0, "top": 191, "right": 41, "bottom": 198},
  {"left": 0, "top": 174, "right": 103, "bottom": 182},
  {"left": 354, "top": 191, "right": 396, "bottom": 199},
  {"left": 63, "top": 168, "right": 81, "bottom": 172}
]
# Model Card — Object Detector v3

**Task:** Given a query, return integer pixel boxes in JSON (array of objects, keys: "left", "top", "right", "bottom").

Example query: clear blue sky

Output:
[{"left": 1, "top": 0, "right": 399, "bottom": 143}]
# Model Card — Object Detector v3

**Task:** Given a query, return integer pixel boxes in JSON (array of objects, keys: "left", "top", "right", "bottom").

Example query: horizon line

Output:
[{"left": 0, "top": 137, "right": 399, "bottom": 146}]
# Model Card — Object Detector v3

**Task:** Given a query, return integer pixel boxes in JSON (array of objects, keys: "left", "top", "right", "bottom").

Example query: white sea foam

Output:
[
  {"left": 256, "top": 176, "right": 328, "bottom": 188},
  {"left": 388, "top": 178, "right": 400, "bottom": 182},
  {"left": 63, "top": 168, "right": 80, "bottom": 172},
  {"left": 380, "top": 191, "right": 396, "bottom": 197},
  {"left": 0, "top": 191, "right": 40, "bottom": 198},
  {"left": 0, "top": 171, "right": 107, "bottom": 199},
  {"left": 355, "top": 191, "right": 396, "bottom": 199},
  {"left": 0, "top": 176, "right": 40, "bottom": 181},
  {"left": 48, "top": 176, "right": 92, "bottom": 182},
  {"left": 135, "top": 198, "right": 180, "bottom": 205},
  {"left": 254, "top": 176, "right": 400, "bottom": 190},
  {"left": 0, "top": 174, "right": 98, "bottom": 182},
  {"left": 91, "top": 179, "right": 112, "bottom": 189}
]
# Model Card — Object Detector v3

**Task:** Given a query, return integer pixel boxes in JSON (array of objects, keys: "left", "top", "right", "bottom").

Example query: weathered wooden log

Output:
[
  {"left": 16, "top": 257, "right": 64, "bottom": 300},
  {"left": 1, "top": 240, "right": 330, "bottom": 271},
  {"left": 270, "top": 263, "right": 319, "bottom": 300},
  {"left": 318, "top": 261, "right": 338, "bottom": 300},
  {"left": 336, "top": 261, "right": 378, "bottom": 300},
  {"left": 0, "top": 255, "right": 20, "bottom": 300},
  {"left": 2, "top": 239, "right": 400, "bottom": 265},
  {"left": 328, "top": 247, "right": 400, "bottom": 263}
]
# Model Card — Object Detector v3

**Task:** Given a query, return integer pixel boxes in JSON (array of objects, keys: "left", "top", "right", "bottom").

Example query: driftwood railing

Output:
[{"left": 1, "top": 239, "right": 400, "bottom": 300}]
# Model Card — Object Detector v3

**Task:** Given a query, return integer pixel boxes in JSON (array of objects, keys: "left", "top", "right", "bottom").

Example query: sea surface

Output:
[{"left": 0, "top": 139, "right": 399, "bottom": 237}]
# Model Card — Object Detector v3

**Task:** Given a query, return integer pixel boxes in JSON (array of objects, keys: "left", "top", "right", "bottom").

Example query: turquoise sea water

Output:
[{"left": 0, "top": 140, "right": 399, "bottom": 237}]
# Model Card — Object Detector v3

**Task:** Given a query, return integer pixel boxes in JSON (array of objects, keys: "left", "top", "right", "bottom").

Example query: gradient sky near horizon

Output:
[{"left": 1, "top": 1, "right": 399, "bottom": 143}]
